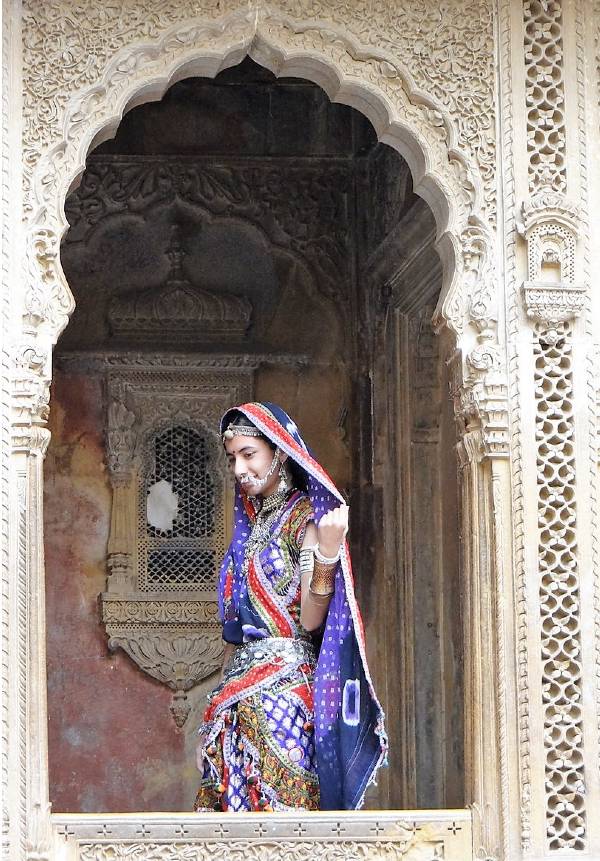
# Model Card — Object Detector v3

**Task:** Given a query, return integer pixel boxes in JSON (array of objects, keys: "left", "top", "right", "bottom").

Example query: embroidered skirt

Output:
[{"left": 194, "top": 637, "right": 319, "bottom": 812}]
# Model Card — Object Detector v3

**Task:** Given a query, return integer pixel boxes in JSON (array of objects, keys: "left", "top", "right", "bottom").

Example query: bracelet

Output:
[
  {"left": 315, "top": 544, "right": 341, "bottom": 565},
  {"left": 308, "top": 587, "right": 333, "bottom": 604},
  {"left": 299, "top": 547, "right": 315, "bottom": 578},
  {"left": 300, "top": 545, "right": 336, "bottom": 598},
  {"left": 309, "top": 558, "right": 336, "bottom": 596}
]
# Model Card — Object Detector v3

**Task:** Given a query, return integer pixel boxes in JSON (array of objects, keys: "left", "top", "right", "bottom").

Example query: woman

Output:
[{"left": 194, "top": 402, "right": 386, "bottom": 812}]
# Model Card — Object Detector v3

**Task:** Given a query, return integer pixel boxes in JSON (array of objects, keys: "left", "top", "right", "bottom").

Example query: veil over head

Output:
[{"left": 218, "top": 401, "right": 387, "bottom": 810}]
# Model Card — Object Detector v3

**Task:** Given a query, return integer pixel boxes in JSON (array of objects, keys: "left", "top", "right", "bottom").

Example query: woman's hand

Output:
[{"left": 317, "top": 503, "right": 349, "bottom": 558}]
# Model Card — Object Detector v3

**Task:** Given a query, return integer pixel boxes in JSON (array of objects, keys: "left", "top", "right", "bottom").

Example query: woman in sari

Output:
[{"left": 194, "top": 402, "right": 386, "bottom": 812}]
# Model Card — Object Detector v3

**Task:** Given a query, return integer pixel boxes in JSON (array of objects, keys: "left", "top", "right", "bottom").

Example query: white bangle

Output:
[{"left": 315, "top": 544, "right": 340, "bottom": 565}]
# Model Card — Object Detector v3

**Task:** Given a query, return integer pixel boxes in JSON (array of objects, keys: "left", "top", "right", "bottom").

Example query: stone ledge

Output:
[{"left": 52, "top": 810, "right": 473, "bottom": 861}]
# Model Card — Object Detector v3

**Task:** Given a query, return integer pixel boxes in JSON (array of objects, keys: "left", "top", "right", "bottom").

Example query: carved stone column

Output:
[
  {"left": 500, "top": 0, "right": 600, "bottom": 855},
  {"left": 10, "top": 324, "right": 53, "bottom": 861},
  {"left": 105, "top": 401, "right": 137, "bottom": 593},
  {"left": 450, "top": 338, "right": 510, "bottom": 861},
  {"left": 517, "top": 192, "right": 596, "bottom": 856}
]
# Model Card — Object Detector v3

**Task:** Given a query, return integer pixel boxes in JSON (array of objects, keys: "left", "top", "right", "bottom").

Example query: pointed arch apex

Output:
[{"left": 25, "top": 5, "right": 494, "bottom": 346}]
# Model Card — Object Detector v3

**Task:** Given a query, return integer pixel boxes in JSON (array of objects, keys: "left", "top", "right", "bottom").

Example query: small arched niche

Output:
[{"left": 44, "top": 57, "right": 462, "bottom": 813}]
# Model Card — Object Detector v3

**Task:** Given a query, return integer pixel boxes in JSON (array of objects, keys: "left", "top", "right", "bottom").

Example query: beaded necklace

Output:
[{"left": 241, "top": 489, "right": 292, "bottom": 574}]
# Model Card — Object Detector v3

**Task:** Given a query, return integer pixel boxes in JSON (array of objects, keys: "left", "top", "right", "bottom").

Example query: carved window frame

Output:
[{"left": 101, "top": 361, "right": 252, "bottom": 727}]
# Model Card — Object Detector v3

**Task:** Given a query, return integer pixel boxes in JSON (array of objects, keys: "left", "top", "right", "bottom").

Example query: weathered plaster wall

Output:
[{"left": 44, "top": 368, "right": 211, "bottom": 812}]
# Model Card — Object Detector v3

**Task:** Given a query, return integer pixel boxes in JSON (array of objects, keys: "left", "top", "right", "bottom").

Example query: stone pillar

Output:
[
  {"left": 3, "top": 2, "right": 54, "bottom": 858},
  {"left": 105, "top": 400, "right": 137, "bottom": 593},
  {"left": 451, "top": 345, "right": 511, "bottom": 861},
  {"left": 515, "top": 195, "right": 599, "bottom": 856},
  {"left": 500, "top": 0, "right": 600, "bottom": 856},
  {"left": 10, "top": 331, "right": 53, "bottom": 860}
]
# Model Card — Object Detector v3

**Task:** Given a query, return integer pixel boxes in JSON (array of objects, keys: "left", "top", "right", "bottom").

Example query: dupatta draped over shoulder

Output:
[{"left": 218, "top": 402, "right": 387, "bottom": 810}]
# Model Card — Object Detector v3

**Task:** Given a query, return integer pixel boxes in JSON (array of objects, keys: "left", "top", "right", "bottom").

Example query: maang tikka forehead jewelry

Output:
[{"left": 222, "top": 423, "right": 263, "bottom": 443}]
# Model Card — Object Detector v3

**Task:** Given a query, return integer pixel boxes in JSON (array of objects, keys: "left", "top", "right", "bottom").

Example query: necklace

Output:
[{"left": 242, "top": 489, "right": 291, "bottom": 570}]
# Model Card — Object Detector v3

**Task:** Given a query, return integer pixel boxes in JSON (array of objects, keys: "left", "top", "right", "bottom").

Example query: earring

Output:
[{"left": 278, "top": 460, "right": 292, "bottom": 493}]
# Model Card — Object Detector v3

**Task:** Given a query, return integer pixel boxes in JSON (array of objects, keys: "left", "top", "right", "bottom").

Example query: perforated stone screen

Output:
[{"left": 138, "top": 426, "right": 220, "bottom": 592}]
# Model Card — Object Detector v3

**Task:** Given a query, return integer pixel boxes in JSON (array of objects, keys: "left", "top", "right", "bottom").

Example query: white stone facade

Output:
[{"left": 2, "top": 1, "right": 600, "bottom": 859}]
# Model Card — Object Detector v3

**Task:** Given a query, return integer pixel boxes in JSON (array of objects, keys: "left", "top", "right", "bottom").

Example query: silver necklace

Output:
[{"left": 242, "top": 490, "right": 290, "bottom": 569}]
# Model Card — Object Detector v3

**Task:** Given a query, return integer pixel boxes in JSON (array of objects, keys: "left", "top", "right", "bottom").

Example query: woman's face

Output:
[{"left": 224, "top": 434, "right": 283, "bottom": 497}]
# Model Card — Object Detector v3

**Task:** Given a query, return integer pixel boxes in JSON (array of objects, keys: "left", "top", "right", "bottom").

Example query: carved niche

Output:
[
  {"left": 519, "top": 191, "right": 584, "bottom": 329},
  {"left": 101, "top": 360, "right": 254, "bottom": 727}
]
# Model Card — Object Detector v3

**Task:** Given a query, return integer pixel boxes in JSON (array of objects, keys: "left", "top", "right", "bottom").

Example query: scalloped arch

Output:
[{"left": 27, "top": 6, "right": 493, "bottom": 342}]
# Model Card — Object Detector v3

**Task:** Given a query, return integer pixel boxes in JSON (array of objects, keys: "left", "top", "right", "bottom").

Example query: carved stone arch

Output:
[
  {"left": 8, "top": 4, "right": 512, "bottom": 856},
  {"left": 23, "top": 5, "right": 496, "bottom": 350}
]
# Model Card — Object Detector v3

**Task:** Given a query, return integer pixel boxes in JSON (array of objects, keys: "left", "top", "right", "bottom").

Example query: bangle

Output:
[
  {"left": 299, "top": 547, "right": 315, "bottom": 578},
  {"left": 309, "top": 559, "right": 336, "bottom": 596},
  {"left": 308, "top": 587, "right": 333, "bottom": 604},
  {"left": 315, "top": 544, "right": 340, "bottom": 565}
]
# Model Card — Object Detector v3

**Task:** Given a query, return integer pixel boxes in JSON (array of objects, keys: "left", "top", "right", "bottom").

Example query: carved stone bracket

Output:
[
  {"left": 436, "top": 215, "right": 509, "bottom": 464},
  {"left": 519, "top": 191, "right": 585, "bottom": 332},
  {"left": 104, "top": 606, "right": 224, "bottom": 728},
  {"left": 453, "top": 387, "right": 509, "bottom": 466},
  {"left": 522, "top": 282, "right": 585, "bottom": 328},
  {"left": 450, "top": 350, "right": 509, "bottom": 465},
  {"left": 11, "top": 311, "right": 52, "bottom": 456},
  {"left": 103, "top": 598, "right": 225, "bottom": 728}
]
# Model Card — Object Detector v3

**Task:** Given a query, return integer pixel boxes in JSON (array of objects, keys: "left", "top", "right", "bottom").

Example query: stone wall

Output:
[
  {"left": 45, "top": 368, "right": 204, "bottom": 811},
  {"left": 354, "top": 143, "right": 462, "bottom": 809}
]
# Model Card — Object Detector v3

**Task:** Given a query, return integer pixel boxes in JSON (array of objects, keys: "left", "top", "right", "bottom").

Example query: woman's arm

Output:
[
  {"left": 300, "top": 522, "right": 329, "bottom": 632},
  {"left": 300, "top": 505, "right": 348, "bottom": 632}
]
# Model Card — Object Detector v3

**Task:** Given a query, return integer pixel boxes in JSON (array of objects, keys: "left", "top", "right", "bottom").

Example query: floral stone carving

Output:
[{"left": 106, "top": 626, "right": 224, "bottom": 728}]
